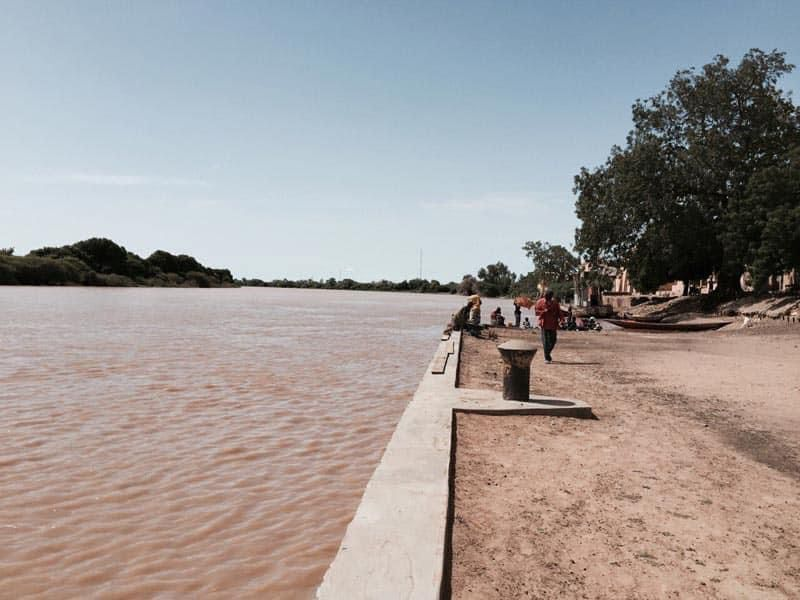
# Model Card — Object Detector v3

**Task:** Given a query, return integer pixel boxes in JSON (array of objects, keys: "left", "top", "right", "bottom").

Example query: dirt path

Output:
[{"left": 450, "top": 324, "right": 800, "bottom": 599}]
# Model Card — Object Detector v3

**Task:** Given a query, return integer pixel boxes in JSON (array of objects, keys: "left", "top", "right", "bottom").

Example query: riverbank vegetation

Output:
[
  {"left": 573, "top": 49, "right": 800, "bottom": 296},
  {"left": 7, "top": 54, "right": 796, "bottom": 299},
  {"left": 246, "top": 260, "right": 520, "bottom": 297},
  {"left": 0, "top": 238, "right": 235, "bottom": 287},
  {"left": 241, "top": 276, "right": 460, "bottom": 294},
  {"left": 469, "top": 51, "right": 799, "bottom": 302}
]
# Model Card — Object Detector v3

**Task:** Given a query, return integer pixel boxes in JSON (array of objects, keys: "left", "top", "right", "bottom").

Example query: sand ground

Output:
[{"left": 450, "top": 321, "right": 800, "bottom": 599}]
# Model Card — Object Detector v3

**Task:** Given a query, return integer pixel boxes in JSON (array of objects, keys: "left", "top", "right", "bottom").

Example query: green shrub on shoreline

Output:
[{"left": 0, "top": 238, "right": 237, "bottom": 288}]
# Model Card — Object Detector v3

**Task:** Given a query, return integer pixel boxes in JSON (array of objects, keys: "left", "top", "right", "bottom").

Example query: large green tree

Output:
[
  {"left": 457, "top": 274, "right": 479, "bottom": 296},
  {"left": 519, "top": 241, "right": 579, "bottom": 299},
  {"left": 477, "top": 262, "right": 516, "bottom": 297},
  {"left": 575, "top": 49, "right": 800, "bottom": 295}
]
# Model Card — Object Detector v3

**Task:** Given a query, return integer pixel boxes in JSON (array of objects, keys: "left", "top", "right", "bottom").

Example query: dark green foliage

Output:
[
  {"left": 210, "top": 269, "right": 234, "bottom": 284},
  {"left": 81, "top": 270, "right": 106, "bottom": 286},
  {"left": 31, "top": 237, "right": 130, "bottom": 275},
  {"left": 0, "top": 255, "right": 87, "bottom": 285},
  {"left": 512, "top": 272, "right": 539, "bottom": 297},
  {"left": 1, "top": 237, "right": 237, "bottom": 287},
  {"left": 457, "top": 274, "right": 479, "bottom": 296},
  {"left": 740, "top": 147, "right": 800, "bottom": 289},
  {"left": 185, "top": 271, "right": 212, "bottom": 287},
  {"left": 522, "top": 241, "right": 578, "bottom": 285},
  {"left": 103, "top": 273, "right": 135, "bottom": 287},
  {"left": 0, "top": 259, "right": 19, "bottom": 284},
  {"left": 147, "top": 250, "right": 206, "bottom": 276},
  {"left": 125, "top": 252, "right": 155, "bottom": 279},
  {"left": 581, "top": 267, "right": 614, "bottom": 292},
  {"left": 516, "top": 241, "right": 579, "bottom": 298},
  {"left": 574, "top": 49, "right": 800, "bottom": 296},
  {"left": 241, "top": 276, "right": 460, "bottom": 294},
  {"left": 142, "top": 249, "right": 233, "bottom": 286},
  {"left": 73, "top": 238, "right": 128, "bottom": 274},
  {"left": 477, "top": 262, "right": 516, "bottom": 297},
  {"left": 547, "top": 280, "right": 574, "bottom": 302}
]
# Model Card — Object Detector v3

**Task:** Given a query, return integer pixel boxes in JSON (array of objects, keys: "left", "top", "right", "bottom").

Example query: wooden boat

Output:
[
  {"left": 621, "top": 313, "right": 664, "bottom": 323},
  {"left": 574, "top": 304, "right": 614, "bottom": 318},
  {"left": 604, "top": 319, "right": 730, "bottom": 332}
]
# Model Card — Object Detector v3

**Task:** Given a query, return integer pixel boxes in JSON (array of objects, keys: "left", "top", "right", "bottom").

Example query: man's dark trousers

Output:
[{"left": 541, "top": 328, "right": 557, "bottom": 361}]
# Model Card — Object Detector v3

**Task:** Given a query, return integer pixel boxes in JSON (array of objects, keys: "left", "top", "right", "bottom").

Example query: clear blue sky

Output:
[{"left": 2, "top": 1, "right": 799, "bottom": 282}]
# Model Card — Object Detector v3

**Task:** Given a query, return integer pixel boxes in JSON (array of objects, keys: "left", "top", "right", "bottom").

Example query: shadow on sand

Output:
[
  {"left": 523, "top": 398, "right": 575, "bottom": 407},
  {"left": 548, "top": 360, "right": 602, "bottom": 366}
]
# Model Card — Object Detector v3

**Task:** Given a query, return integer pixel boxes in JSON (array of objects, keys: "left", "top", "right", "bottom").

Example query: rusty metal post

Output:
[{"left": 497, "top": 339, "right": 537, "bottom": 401}]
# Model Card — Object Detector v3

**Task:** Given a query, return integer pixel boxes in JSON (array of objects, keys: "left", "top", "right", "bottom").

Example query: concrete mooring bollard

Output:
[{"left": 497, "top": 339, "right": 538, "bottom": 401}]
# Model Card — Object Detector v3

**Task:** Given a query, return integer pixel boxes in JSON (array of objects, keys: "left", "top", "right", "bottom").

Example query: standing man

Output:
[
  {"left": 513, "top": 300, "right": 521, "bottom": 328},
  {"left": 534, "top": 290, "right": 567, "bottom": 363}
]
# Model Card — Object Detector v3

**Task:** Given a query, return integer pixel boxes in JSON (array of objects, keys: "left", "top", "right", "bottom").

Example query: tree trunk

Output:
[
  {"left": 682, "top": 279, "right": 690, "bottom": 296},
  {"left": 712, "top": 267, "right": 742, "bottom": 300}
]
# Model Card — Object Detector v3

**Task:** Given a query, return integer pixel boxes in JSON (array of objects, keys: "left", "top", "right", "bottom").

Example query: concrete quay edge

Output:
[{"left": 315, "top": 331, "right": 592, "bottom": 599}]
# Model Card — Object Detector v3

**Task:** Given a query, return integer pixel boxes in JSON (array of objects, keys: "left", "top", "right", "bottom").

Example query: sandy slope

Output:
[{"left": 451, "top": 322, "right": 800, "bottom": 599}]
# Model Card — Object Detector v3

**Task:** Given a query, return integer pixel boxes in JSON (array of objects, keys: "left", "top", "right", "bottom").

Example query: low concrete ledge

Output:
[
  {"left": 316, "top": 331, "right": 593, "bottom": 599},
  {"left": 453, "top": 389, "right": 592, "bottom": 419}
]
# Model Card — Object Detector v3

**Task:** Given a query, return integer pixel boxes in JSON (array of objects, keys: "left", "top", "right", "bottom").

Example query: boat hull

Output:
[{"left": 604, "top": 319, "right": 730, "bottom": 332}]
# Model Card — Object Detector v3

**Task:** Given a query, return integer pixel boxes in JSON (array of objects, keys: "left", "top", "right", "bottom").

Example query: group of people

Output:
[
  {"left": 449, "top": 289, "right": 569, "bottom": 363},
  {"left": 489, "top": 300, "right": 523, "bottom": 328},
  {"left": 562, "top": 313, "right": 602, "bottom": 332}
]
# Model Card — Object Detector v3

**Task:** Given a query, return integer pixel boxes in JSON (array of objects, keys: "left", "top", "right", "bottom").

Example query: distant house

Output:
[
  {"left": 769, "top": 270, "right": 797, "bottom": 292},
  {"left": 579, "top": 265, "right": 797, "bottom": 310},
  {"left": 573, "top": 263, "right": 624, "bottom": 310}
]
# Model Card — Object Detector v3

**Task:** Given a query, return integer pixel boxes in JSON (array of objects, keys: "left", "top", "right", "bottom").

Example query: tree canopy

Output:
[
  {"left": 1, "top": 237, "right": 235, "bottom": 287},
  {"left": 519, "top": 241, "right": 578, "bottom": 299},
  {"left": 522, "top": 241, "right": 578, "bottom": 285},
  {"left": 457, "top": 274, "right": 479, "bottom": 296},
  {"left": 574, "top": 49, "right": 800, "bottom": 294},
  {"left": 477, "top": 262, "right": 516, "bottom": 297}
]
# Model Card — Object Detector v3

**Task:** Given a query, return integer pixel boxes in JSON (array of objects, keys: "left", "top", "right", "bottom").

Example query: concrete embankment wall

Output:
[{"left": 316, "top": 331, "right": 591, "bottom": 599}]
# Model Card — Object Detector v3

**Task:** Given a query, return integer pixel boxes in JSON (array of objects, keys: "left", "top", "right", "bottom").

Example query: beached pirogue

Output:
[{"left": 604, "top": 318, "right": 731, "bottom": 332}]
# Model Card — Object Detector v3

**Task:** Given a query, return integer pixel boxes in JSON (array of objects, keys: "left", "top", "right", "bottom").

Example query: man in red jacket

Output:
[{"left": 534, "top": 290, "right": 567, "bottom": 363}]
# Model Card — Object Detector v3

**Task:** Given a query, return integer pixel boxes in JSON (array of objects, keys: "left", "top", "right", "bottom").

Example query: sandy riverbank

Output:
[{"left": 450, "top": 322, "right": 800, "bottom": 598}]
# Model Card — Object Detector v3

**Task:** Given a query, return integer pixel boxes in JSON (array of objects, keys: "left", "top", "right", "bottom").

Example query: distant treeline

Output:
[
  {"left": 0, "top": 238, "right": 235, "bottom": 287},
  {"left": 241, "top": 277, "right": 460, "bottom": 294}
]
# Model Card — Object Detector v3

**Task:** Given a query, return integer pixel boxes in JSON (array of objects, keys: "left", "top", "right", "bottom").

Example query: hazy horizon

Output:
[{"left": 3, "top": 2, "right": 799, "bottom": 282}]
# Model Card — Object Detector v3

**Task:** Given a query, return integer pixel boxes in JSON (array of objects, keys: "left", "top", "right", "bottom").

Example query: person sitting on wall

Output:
[
  {"left": 451, "top": 301, "right": 472, "bottom": 332},
  {"left": 522, "top": 317, "right": 532, "bottom": 329},
  {"left": 468, "top": 297, "right": 482, "bottom": 335},
  {"left": 490, "top": 306, "right": 505, "bottom": 326}
]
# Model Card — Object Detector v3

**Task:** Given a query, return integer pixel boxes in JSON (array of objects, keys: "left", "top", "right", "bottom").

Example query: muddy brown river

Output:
[{"left": 0, "top": 287, "right": 458, "bottom": 598}]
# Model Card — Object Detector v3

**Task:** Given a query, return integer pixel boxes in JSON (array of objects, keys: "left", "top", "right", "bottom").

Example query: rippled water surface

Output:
[{"left": 0, "top": 287, "right": 457, "bottom": 598}]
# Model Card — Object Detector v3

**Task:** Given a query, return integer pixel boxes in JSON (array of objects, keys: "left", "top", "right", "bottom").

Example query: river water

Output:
[{"left": 0, "top": 287, "right": 459, "bottom": 598}]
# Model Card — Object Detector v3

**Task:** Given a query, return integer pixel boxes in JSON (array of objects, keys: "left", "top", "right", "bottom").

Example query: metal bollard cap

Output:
[
  {"left": 497, "top": 339, "right": 537, "bottom": 368},
  {"left": 497, "top": 339, "right": 537, "bottom": 352}
]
